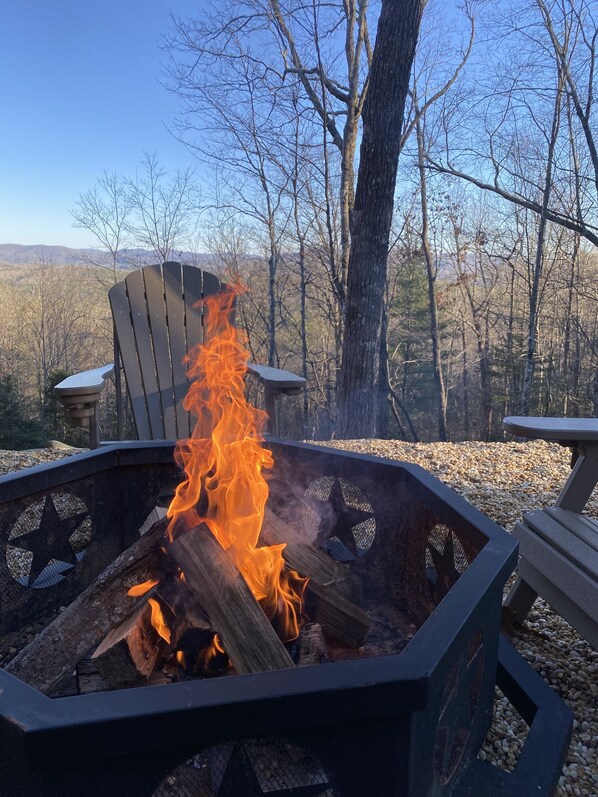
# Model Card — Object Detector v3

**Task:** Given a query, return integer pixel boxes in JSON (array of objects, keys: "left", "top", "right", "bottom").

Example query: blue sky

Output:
[{"left": 0, "top": 0, "right": 208, "bottom": 248}]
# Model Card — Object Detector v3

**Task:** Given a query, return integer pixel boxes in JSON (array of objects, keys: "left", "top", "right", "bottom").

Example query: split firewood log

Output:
[
  {"left": 166, "top": 524, "right": 295, "bottom": 673},
  {"left": 261, "top": 508, "right": 370, "bottom": 648},
  {"left": 6, "top": 516, "right": 171, "bottom": 694}
]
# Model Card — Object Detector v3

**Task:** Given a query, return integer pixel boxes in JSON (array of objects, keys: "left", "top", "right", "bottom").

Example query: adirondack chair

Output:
[
  {"left": 503, "top": 416, "right": 598, "bottom": 649},
  {"left": 54, "top": 262, "right": 305, "bottom": 447}
]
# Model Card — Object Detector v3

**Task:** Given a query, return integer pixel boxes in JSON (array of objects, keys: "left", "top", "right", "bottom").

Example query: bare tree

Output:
[
  {"left": 164, "top": 0, "right": 373, "bottom": 337},
  {"left": 126, "top": 152, "right": 200, "bottom": 262},
  {"left": 428, "top": 0, "right": 598, "bottom": 251},
  {"left": 71, "top": 171, "right": 133, "bottom": 286}
]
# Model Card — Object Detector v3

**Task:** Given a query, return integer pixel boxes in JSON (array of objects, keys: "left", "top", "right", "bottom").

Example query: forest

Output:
[{"left": 1, "top": 0, "right": 597, "bottom": 448}]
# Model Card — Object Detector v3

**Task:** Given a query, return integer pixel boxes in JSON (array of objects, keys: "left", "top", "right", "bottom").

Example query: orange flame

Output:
[
  {"left": 165, "top": 285, "right": 305, "bottom": 643},
  {"left": 127, "top": 579, "right": 159, "bottom": 597},
  {"left": 198, "top": 633, "right": 229, "bottom": 672},
  {"left": 148, "top": 598, "right": 171, "bottom": 644}
]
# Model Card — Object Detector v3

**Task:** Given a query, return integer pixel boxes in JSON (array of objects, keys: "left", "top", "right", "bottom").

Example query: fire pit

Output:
[{"left": 0, "top": 441, "right": 571, "bottom": 796}]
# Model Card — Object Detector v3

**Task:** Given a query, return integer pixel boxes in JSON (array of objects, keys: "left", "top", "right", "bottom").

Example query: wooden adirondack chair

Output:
[
  {"left": 503, "top": 416, "right": 598, "bottom": 649},
  {"left": 54, "top": 262, "right": 305, "bottom": 447}
]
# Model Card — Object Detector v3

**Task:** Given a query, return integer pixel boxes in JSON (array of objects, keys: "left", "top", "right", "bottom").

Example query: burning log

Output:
[
  {"left": 166, "top": 524, "right": 295, "bottom": 674},
  {"left": 5, "top": 517, "right": 170, "bottom": 694},
  {"left": 91, "top": 590, "right": 158, "bottom": 660},
  {"left": 261, "top": 508, "right": 362, "bottom": 602},
  {"left": 8, "top": 507, "right": 369, "bottom": 695},
  {"left": 294, "top": 622, "right": 329, "bottom": 666},
  {"left": 261, "top": 508, "right": 371, "bottom": 648},
  {"left": 303, "top": 579, "right": 370, "bottom": 649},
  {"left": 92, "top": 571, "right": 210, "bottom": 659}
]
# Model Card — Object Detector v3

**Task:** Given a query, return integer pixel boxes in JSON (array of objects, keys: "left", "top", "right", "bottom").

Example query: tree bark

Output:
[
  {"left": 521, "top": 70, "right": 565, "bottom": 414},
  {"left": 336, "top": 0, "right": 426, "bottom": 439},
  {"left": 415, "top": 107, "right": 448, "bottom": 440}
]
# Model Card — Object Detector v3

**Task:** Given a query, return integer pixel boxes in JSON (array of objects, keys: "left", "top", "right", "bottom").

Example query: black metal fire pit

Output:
[{"left": 0, "top": 441, "right": 571, "bottom": 797}]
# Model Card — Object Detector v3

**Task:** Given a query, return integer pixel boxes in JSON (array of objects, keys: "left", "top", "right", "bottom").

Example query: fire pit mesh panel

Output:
[
  {"left": 6, "top": 493, "right": 91, "bottom": 589},
  {"left": 0, "top": 461, "right": 181, "bottom": 635},
  {"left": 0, "top": 478, "right": 109, "bottom": 633},
  {"left": 301, "top": 477, "right": 376, "bottom": 562},
  {"left": 425, "top": 524, "right": 471, "bottom": 606},
  {"left": 153, "top": 738, "right": 337, "bottom": 797}
]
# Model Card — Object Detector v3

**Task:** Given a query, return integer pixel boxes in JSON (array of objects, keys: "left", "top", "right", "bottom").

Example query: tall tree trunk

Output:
[
  {"left": 564, "top": 95, "right": 583, "bottom": 417},
  {"left": 520, "top": 66, "right": 565, "bottom": 414},
  {"left": 461, "top": 323, "right": 470, "bottom": 439},
  {"left": 336, "top": 0, "right": 425, "bottom": 439},
  {"left": 504, "top": 260, "right": 516, "bottom": 421},
  {"left": 268, "top": 248, "right": 277, "bottom": 368},
  {"left": 415, "top": 107, "right": 448, "bottom": 440},
  {"left": 376, "top": 305, "right": 389, "bottom": 437}
]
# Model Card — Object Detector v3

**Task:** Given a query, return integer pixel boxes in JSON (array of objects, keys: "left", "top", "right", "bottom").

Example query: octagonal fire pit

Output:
[{"left": 0, "top": 441, "right": 571, "bottom": 797}]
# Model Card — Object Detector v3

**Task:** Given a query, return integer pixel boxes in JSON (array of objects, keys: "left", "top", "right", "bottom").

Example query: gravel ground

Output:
[
  {"left": 0, "top": 446, "right": 85, "bottom": 477},
  {"left": 1, "top": 440, "right": 596, "bottom": 795}
]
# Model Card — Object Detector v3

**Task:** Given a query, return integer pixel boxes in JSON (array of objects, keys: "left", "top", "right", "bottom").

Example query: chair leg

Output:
[
  {"left": 503, "top": 576, "right": 538, "bottom": 623},
  {"left": 89, "top": 405, "right": 100, "bottom": 449},
  {"left": 264, "top": 388, "right": 277, "bottom": 436}
]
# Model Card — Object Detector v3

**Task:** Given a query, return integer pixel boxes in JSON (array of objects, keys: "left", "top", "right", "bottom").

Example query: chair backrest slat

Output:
[
  {"left": 162, "top": 261, "right": 190, "bottom": 438},
  {"left": 124, "top": 268, "right": 164, "bottom": 438},
  {"left": 143, "top": 263, "right": 176, "bottom": 438},
  {"left": 202, "top": 271, "right": 224, "bottom": 336},
  {"left": 110, "top": 279, "right": 153, "bottom": 439},
  {"left": 188, "top": 268, "right": 222, "bottom": 438},
  {"left": 180, "top": 265, "right": 205, "bottom": 437},
  {"left": 182, "top": 265, "right": 204, "bottom": 357}
]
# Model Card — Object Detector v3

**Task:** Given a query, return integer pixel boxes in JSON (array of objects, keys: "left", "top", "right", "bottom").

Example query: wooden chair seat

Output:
[{"left": 503, "top": 416, "right": 598, "bottom": 649}]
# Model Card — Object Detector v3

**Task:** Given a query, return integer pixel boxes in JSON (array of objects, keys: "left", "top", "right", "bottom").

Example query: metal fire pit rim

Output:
[
  {"left": 0, "top": 438, "right": 519, "bottom": 576},
  {"left": 0, "top": 436, "right": 515, "bottom": 555},
  {"left": 0, "top": 655, "right": 431, "bottom": 763},
  {"left": 1, "top": 644, "right": 572, "bottom": 797},
  {"left": 0, "top": 442, "right": 176, "bottom": 504}
]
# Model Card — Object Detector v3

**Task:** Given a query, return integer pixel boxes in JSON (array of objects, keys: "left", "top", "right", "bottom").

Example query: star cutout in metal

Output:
[
  {"left": 311, "top": 477, "right": 375, "bottom": 558},
  {"left": 9, "top": 495, "right": 89, "bottom": 586},
  {"left": 426, "top": 529, "right": 463, "bottom": 604}
]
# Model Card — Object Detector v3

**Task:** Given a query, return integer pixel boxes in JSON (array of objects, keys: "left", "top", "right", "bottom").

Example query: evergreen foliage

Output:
[{"left": 0, "top": 375, "right": 44, "bottom": 450}]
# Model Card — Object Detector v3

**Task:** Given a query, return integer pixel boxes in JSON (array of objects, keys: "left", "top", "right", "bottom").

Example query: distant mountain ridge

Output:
[{"left": 0, "top": 243, "right": 213, "bottom": 268}]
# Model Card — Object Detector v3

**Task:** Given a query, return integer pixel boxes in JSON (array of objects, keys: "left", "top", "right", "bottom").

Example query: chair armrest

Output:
[
  {"left": 54, "top": 365, "right": 115, "bottom": 398},
  {"left": 503, "top": 415, "right": 598, "bottom": 443},
  {"left": 246, "top": 363, "right": 306, "bottom": 395},
  {"left": 54, "top": 365, "right": 114, "bottom": 449}
]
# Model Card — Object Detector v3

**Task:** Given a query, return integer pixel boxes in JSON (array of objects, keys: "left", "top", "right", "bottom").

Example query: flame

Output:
[
  {"left": 199, "top": 633, "right": 229, "bottom": 672},
  {"left": 148, "top": 598, "right": 171, "bottom": 644},
  {"left": 166, "top": 285, "right": 306, "bottom": 643},
  {"left": 127, "top": 579, "right": 159, "bottom": 597}
]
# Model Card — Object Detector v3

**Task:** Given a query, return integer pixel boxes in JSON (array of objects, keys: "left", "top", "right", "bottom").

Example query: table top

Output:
[{"left": 503, "top": 416, "right": 598, "bottom": 441}]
